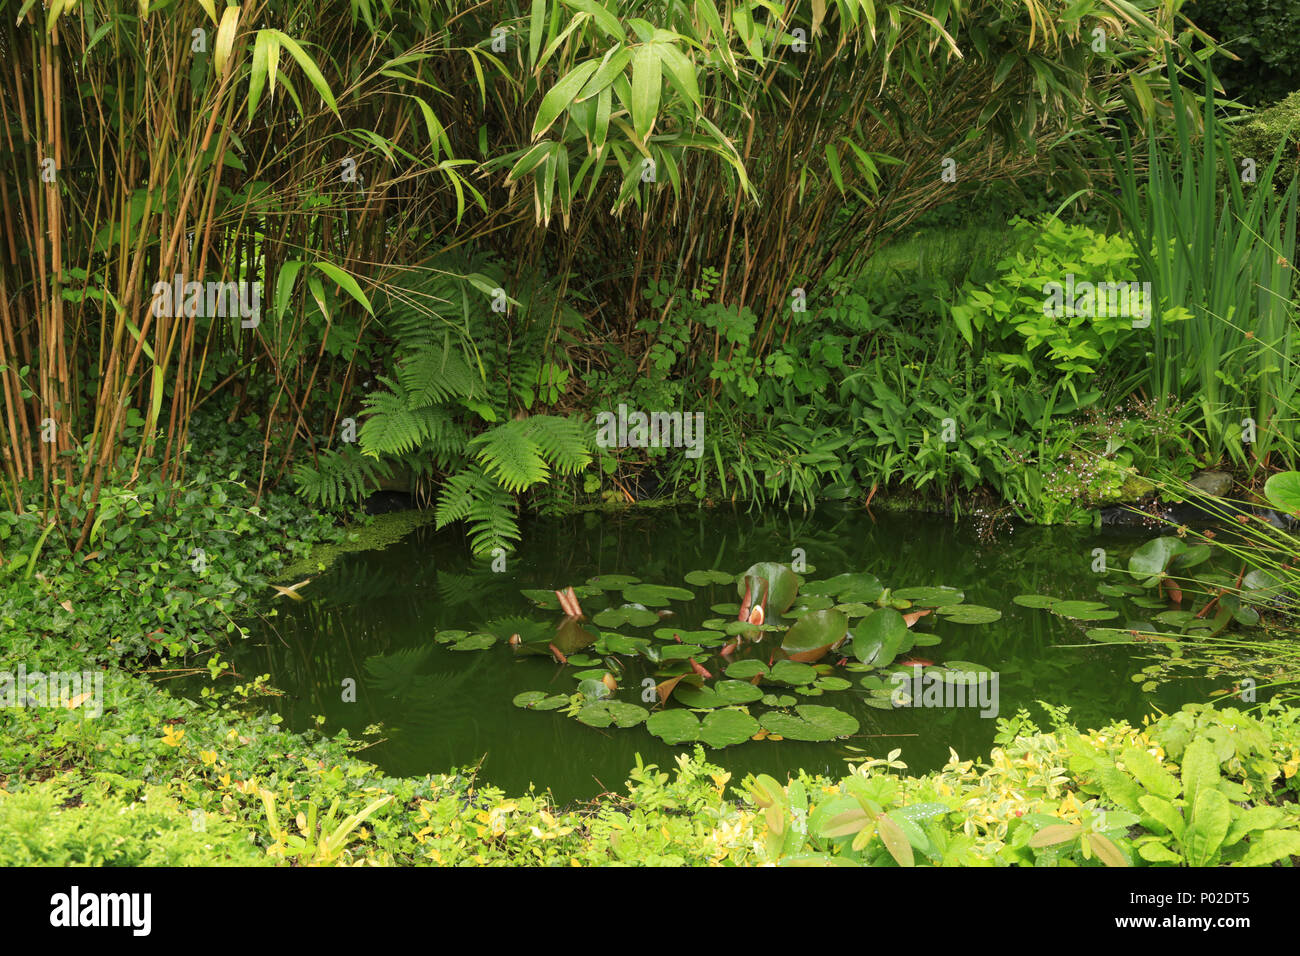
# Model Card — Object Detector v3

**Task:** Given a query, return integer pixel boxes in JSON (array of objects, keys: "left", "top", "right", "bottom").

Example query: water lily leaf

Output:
[
  {"left": 736, "top": 562, "right": 799, "bottom": 614},
  {"left": 760, "top": 704, "right": 858, "bottom": 741},
  {"left": 520, "top": 589, "right": 562, "bottom": 609},
  {"left": 450, "top": 633, "right": 497, "bottom": 651},
  {"left": 1012, "top": 594, "right": 1060, "bottom": 609},
  {"left": 710, "top": 602, "right": 741, "bottom": 615},
  {"left": 802, "top": 572, "right": 883, "bottom": 603},
  {"left": 936, "top": 604, "right": 1001, "bottom": 624},
  {"left": 594, "top": 633, "right": 650, "bottom": 655},
  {"left": 892, "top": 586, "right": 964, "bottom": 606},
  {"left": 592, "top": 605, "right": 659, "bottom": 628},
  {"left": 685, "top": 569, "right": 736, "bottom": 586},
  {"left": 585, "top": 573, "right": 642, "bottom": 589},
  {"left": 577, "top": 678, "right": 610, "bottom": 700},
  {"left": 1128, "top": 537, "right": 1187, "bottom": 587},
  {"left": 1085, "top": 627, "right": 1135, "bottom": 643},
  {"left": 652, "top": 627, "right": 717, "bottom": 643},
  {"left": 834, "top": 602, "right": 876, "bottom": 618},
  {"left": 781, "top": 609, "right": 848, "bottom": 662},
  {"left": 657, "top": 644, "right": 708, "bottom": 661},
  {"left": 814, "top": 676, "right": 852, "bottom": 691},
  {"left": 1264, "top": 471, "right": 1300, "bottom": 514},
  {"left": 576, "top": 700, "right": 648, "bottom": 728},
  {"left": 434, "top": 629, "right": 469, "bottom": 644},
  {"left": 851, "top": 607, "right": 907, "bottom": 666},
  {"left": 622, "top": 583, "right": 697, "bottom": 606},
  {"left": 645, "top": 709, "right": 700, "bottom": 744},
  {"left": 699, "top": 709, "right": 760, "bottom": 748},
  {"left": 553, "top": 617, "right": 598, "bottom": 654},
  {"left": 788, "top": 593, "right": 835, "bottom": 612},
  {"left": 1051, "top": 601, "right": 1119, "bottom": 621},
  {"left": 725, "top": 660, "right": 769, "bottom": 679},
  {"left": 761, "top": 693, "right": 796, "bottom": 707},
  {"left": 513, "top": 691, "right": 571, "bottom": 711},
  {"left": 674, "top": 680, "right": 763, "bottom": 708},
  {"left": 767, "top": 660, "right": 817, "bottom": 685}
]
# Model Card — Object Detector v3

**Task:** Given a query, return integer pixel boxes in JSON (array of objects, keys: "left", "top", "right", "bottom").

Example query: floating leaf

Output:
[
  {"left": 736, "top": 562, "right": 799, "bottom": 614},
  {"left": 725, "top": 660, "right": 769, "bottom": 679},
  {"left": 936, "top": 604, "right": 1001, "bottom": 624},
  {"left": 576, "top": 700, "right": 648, "bottom": 728},
  {"left": 685, "top": 569, "right": 736, "bottom": 586},
  {"left": 700, "top": 709, "right": 760, "bottom": 748},
  {"left": 1128, "top": 537, "right": 1187, "bottom": 587},
  {"left": 434, "top": 629, "right": 469, "bottom": 644},
  {"left": 592, "top": 605, "right": 659, "bottom": 628},
  {"left": 760, "top": 705, "right": 859, "bottom": 741},
  {"left": 585, "top": 573, "right": 642, "bottom": 589},
  {"left": 645, "top": 709, "right": 700, "bottom": 744},
  {"left": 450, "top": 633, "right": 497, "bottom": 651},
  {"left": 622, "top": 583, "right": 697, "bottom": 606},
  {"left": 802, "top": 572, "right": 883, "bottom": 603},
  {"left": 768, "top": 660, "right": 817, "bottom": 685},
  {"left": 1263, "top": 471, "right": 1300, "bottom": 515},
  {"left": 1051, "top": 601, "right": 1119, "bottom": 621},
  {"left": 1012, "top": 594, "right": 1060, "bottom": 609},
  {"left": 851, "top": 607, "right": 907, "bottom": 667},
  {"left": 892, "top": 586, "right": 964, "bottom": 606},
  {"left": 674, "top": 679, "right": 764, "bottom": 708},
  {"left": 781, "top": 609, "right": 848, "bottom": 662}
]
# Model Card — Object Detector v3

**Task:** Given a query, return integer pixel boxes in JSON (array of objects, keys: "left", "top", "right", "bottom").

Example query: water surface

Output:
[{"left": 190, "top": 507, "right": 1221, "bottom": 802}]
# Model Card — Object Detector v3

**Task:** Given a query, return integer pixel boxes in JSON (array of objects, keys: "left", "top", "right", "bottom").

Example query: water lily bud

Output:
[
  {"left": 508, "top": 633, "right": 521, "bottom": 646},
  {"left": 602, "top": 673, "right": 618, "bottom": 693}
]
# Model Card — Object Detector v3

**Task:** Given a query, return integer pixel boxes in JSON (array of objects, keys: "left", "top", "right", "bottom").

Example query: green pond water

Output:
[{"left": 187, "top": 507, "right": 1225, "bottom": 803}]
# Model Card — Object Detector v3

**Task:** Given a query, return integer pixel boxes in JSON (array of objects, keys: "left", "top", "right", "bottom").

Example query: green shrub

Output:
[
  {"left": 1233, "top": 90, "right": 1300, "bottom": 193},
  {"left": 0, "top": 780, "right": 266, "bottom": 866}
]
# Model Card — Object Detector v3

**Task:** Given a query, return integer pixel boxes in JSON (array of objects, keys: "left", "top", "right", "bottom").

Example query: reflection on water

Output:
[{"left": 175, "top": 506, "right": 1224, "bottom": 802}]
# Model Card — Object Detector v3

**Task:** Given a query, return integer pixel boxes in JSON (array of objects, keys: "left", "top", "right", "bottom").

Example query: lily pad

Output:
[
  {"left": 1128, "top": 537, "right": 1187, "bottom": 587},
  {"left": 725, "top": 660, "right": 769, "bottom": 680},
  {"left": 645, "top": 709, "right": 700, "bottom": 745},
  {"left": 685, "top": 569, "right": 736, "bottom": 586},
  {"left": 657, "top": 644, "right": 709, "bottom": 661},
  {"left": 450, "top": 633, "right": 497, "bottom": 651},
  {"left": 512, "top": 691, "right": 570, "bottom": 711},
  {"left": 760, "top": 705, "right": 859, "bottom": 741},
  {"left": 936, "top": 604, "right": 1001, "bottom": 624},
  {"left": 1012, "top": 594, "right": 1060, "bottom": 609},
  {"left": 594, "top": 633, "right": 650, "bottom": 655},
  {"left": 585, "top": 574, "right": 642, "bottom": 590},
  {"left": 674, "top": 680, "right": 764, "bottom": 708},
  {"left": 814, "top": 676, "right": 852, "bottom": 691},
  {"left": 736, "top": 562, "right": 800, "bottom": 615},
  {"left": 851, "top": 607, "right": 908, "bottom": 667},
  {"left": 761, "top": 693, "right": 797, "bottom": 707},
  {"left": 781, "top": 609, "right": 848, "bottom": 661},
  {"left": 892, "top": 586, "right": 964, "bottom": 606},
  {"left": 576, "top": 678, "right": 611, "bottom": 700},
  {"left": 802, "top": 572, "right": 883, "bottom": 604},
  {"left": 434, "top": 629, "right": 469, "bottom": 645},
  {"left": 699, "top": 709, "right": 760, "bottom": 748},
  {"left": 710, "top": 602, "right": 741, "bottom": 616},
  {"left": 1051, "top": 600, "right": 1119, "bottom": 621},
  {"left": 592, "top": 605, "right": 659, "bottom": 628},
  {"left": 622, "top": 583, "right": 696, "bottom": 606},
  {"left": 767, "top": 660, "right": 818, "bottom": 685},
  {"left": 576, "top": 700, "right": 648, "bottom": 728}
]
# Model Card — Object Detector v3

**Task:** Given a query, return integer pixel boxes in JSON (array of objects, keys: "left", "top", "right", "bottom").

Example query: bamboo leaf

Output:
[{"left": 313, "top": 262, "right": 373, "bottom": 315}]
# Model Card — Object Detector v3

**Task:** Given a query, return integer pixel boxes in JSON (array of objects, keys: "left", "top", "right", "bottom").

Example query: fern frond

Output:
[
  {"left": 468, "top": 420, "right": 549, "bottom": 494},
  {"left": 359, "top": 378, "right": 426, "bottom": 456},
  {"left": 527, "top": 414, "right": 593, "bottom": 475},
  {"left": 397, "top": 342, "right": 480, "bottom": 407},
  {"left": 434, "top": 464, "right": 520, "bottom": 555},
  {"left": 294, "top": 445, "right": 391, "bottom": 510}
]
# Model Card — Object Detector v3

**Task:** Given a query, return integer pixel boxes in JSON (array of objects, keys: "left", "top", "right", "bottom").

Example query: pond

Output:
[{"left": 183, "top": 506, "right": 1226, "bottom": 803}]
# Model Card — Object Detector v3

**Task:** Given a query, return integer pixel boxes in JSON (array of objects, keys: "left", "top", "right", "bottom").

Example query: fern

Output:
[
  {"left": 527, "top": 414, "right": 592, "bottom": 475},
  {"left": 294, "top": 445, "right": 392, "bottom": 509},
  {"left": 434, "top": 463, "right": 520, "bottom": 555},
  {"left": 468, "top": 420, "right": 550, "bottom": 493},
  {"left": 397, "top": 341, "right": 479, "bottom": 407}
]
